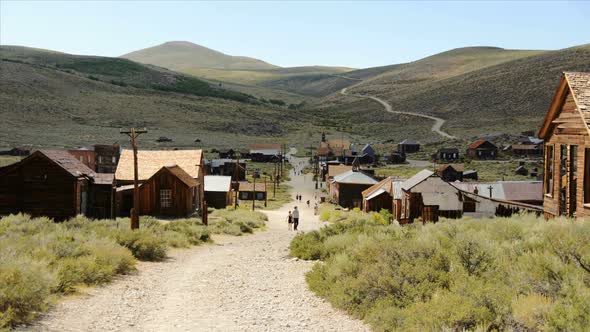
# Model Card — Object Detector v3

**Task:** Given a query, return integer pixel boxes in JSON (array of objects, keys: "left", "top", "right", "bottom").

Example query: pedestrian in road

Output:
[
  {"left": 292, "top": 206, "right": 300, "bottom": 230},
  {"left": 314, "top": 203, "right": 319, "bottom": 215},
  {"left": 306, "top": 200, "right": 310, "bottom": 208},
  {"left": 287, "top": 211, "right": 293, "bottom": 231}
]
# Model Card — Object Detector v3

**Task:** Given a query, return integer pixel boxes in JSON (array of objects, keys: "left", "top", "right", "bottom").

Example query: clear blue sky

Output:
[{"left": 1, "top": 1, "right": 589, "bottom": 68}]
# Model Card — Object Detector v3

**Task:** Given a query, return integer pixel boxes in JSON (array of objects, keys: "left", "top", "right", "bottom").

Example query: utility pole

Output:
[
  {"left": 120, "top": 127, "right": 147, "bottom": 230},
  {"left": 273, "top": 161, "right": 277, "bottom": 198}
]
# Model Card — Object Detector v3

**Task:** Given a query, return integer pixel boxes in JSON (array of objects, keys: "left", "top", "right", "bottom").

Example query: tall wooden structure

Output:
[{"left": 538, "top": 72, "right": 590, "bottom": 219}]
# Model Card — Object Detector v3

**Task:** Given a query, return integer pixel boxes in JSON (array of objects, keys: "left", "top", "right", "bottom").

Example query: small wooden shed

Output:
[
  {"left": 204, "top": 175, "right": 232, "bottom": 209},
  {"left": 362, "top": 177, "right": 394, "bottom": 213},
  {"left": 398, "top": 139, "right": 420, "bottom": 153}
]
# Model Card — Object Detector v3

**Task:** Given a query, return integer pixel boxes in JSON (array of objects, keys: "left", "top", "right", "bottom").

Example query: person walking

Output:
[
  {"left": 292, "top": 206, "right": 300, "bottom": 231},
  {"left": 306, "top": 200, "right": 310, "bottom": 208},
  {"left": 287, "top": 211, "right": 293, "bottom": 231}
]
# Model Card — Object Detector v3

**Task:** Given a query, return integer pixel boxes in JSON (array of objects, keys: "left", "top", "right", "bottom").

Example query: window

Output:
[
  {"left": 545, "top": 145, "right": 553, "bottom": 195},
  {"left": 112, "top": 156, "right": 116, "bottom": 163},
  {"left": 98, "top": 156, "right": 103, "bottom": 163},
  {"left": 160, "top": 189, "right": 172, "bottom": 208},
  {"left": 256, "top": 192, "right": 264, "bottom": 200},
  {"left": 79, "top": 156, "right": 83, "bottom": 162},
  {"left": 240, "top": 192, "right": 248, "bottom": 200}
]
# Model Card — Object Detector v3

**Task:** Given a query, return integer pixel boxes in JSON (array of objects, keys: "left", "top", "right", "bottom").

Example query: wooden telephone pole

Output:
[{"left": 121, "top": 128, "right": 147, "bottom": 230}]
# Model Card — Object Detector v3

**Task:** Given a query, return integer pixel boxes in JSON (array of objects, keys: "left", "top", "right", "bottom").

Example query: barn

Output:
[
  {"left": 0, "top": 150, "right": 115, "bottom": 221},
  {"left": 538, "top": 72, "right": 590, "bottom": 219}
]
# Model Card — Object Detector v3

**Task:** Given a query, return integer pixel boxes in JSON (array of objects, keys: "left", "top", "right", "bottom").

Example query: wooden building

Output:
[
  {"left": 218, "top": 149, "right": 236, "bottom": 159},
  {"left": 0, "top": 147, "right": 30, "bottom": 156},
  {"left": 466, "top": 139, "right": 498, "bottom": 159},
  {"left": 68, "top": 148, "right": 96, "bottom": 170},
  {"left": 362, "top": 177, "right": 394, "bottom": 213},
  {"left": 329, "top": 167, "right": 378, "bottom": 208},
  {"left": 398, "top": 139, "right": 420, "bottom": 153},
  {"left": 204, "top": 175, "right": 232, "bottom": 209},
  {"left": 115, "top": 149, "right": 205, "bottom": 216},
  {"left": 137, "top": 166, "right": 198, "bottom": 217},
  {"left": 433, "top": 148, "right": 459, "bottom": 161},
  {"left": 396, "top": 170, "right": 463, "bottom": 224},
  {"left": 238, "top": 181, "right": 267, "bottom": 201},
  {"left": 0, "top": 150, "right": 115, "bottom": 221},
  {"left": 436, "top": 164, "right": 464, "bottom": 182},
  {"left": 250, "top": 143, "right": 282, "bottom": 162},
  {"left": 95, "top": 144, "right": 121, "bottom": 173},
  {"left": 538, "top": 72, "right": 590, "bottom": 219},
  {"left": 509, "top": 144, "right": 543, "bottom": 156},
  {"left": 207, "top": 159, "right": 246, "bottom": 181},
  {"left": 389, "top": 151, "right": 406, "bottom": 164}
]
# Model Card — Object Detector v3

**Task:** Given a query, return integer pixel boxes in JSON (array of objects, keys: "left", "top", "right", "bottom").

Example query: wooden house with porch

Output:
[
  {"left": 538, "top": 72, "right": 590, "bottom": 219},
  {"left": 0, "top": 150, "right": 115, "bottom": 220}
]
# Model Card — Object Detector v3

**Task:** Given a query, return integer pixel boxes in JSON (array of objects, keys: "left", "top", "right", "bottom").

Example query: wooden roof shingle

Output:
[{"left": 115, "top": 149, "right": 202, "bottom": 181}]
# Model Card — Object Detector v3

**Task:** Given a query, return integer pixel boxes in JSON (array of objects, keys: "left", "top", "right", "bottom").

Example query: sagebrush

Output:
[{"left": 290, "top": 213, "right": 590, "bottom": 331}]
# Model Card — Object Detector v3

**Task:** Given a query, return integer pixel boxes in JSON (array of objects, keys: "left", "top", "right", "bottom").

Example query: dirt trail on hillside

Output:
[
  {"left": 341, "top": 87, "right": 456, "bottom": 139},
  {"left": 25, "top": 155, "right": 369, "bottom": 332}
]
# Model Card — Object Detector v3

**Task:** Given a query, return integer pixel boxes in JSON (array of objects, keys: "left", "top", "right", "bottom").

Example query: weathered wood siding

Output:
[
  {"left": 139, "top": 170, "right": 195, "bottom": 217},
  {"left": 0, "top": 155, "right": 80, "bottom": 220},
  {"left": 543, "top": 92, "right": 590, "bottom": 219}
]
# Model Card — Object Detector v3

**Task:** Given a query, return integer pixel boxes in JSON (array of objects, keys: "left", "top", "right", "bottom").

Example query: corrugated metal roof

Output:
[
  {"left": 366, "top": 188, "right": 387, "bottom": 200},
  {"left": 452, "top": 181, "right": 542, "bottom": 201},
  {"left": 362, "top": 177, "right": 393, "bottom": 198},
  {"left": 402, "top": 169, "right": 434, "bottom": 190},
  {"left": 205, "top": 175, "right": 232, "bottom": 192},
  {"left": 332, "top": 170, "right": 377, "bottom": 185}
]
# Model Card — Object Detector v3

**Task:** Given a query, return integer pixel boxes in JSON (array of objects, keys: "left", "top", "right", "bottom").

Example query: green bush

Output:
[
  {"left": 0, "top": 214, "right": 213, "bottom": 328},
  {"left": 290, "top": 212, "right": 590, "bottom": 331},
  {"left": 0, "top": 256, "right": 56, "bottom": 327}
]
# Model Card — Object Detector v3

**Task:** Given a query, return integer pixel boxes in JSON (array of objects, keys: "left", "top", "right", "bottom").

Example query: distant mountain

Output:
[{"left": 121, "top": 41, "right": 279, "bottom": 71}]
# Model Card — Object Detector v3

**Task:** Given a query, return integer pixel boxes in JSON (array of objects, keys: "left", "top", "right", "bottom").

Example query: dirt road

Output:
[
  {"left": 341, "top": 87, "right": 456, "bottom": 139},
  {"left": 26, "top": 156, "right": 369, "bottom": 332}
]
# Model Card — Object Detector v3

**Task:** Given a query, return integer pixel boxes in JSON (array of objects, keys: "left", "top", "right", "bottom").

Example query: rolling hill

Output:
[
  {"left": 0, "top": 46, "right": 316, "bottom": 149},
  {"left": 314, "top": 44, "right": 590, "bottom": 142},
  {"left": 121, "top": 41, "right": 278, "bottom": 71}
]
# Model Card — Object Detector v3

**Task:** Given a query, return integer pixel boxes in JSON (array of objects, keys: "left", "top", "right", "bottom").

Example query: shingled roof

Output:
[
  {"left": 115, "top": 149, "right": 202, "bottom": 181},
  {"left": 39, "top": 150, "right": 96, "bottom": 178},
  {"left": 539, "top": 72, "right": 590, "bottom": 138}
]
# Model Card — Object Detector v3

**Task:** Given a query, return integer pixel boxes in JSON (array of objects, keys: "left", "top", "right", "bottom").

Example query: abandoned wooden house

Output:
[
  {"left": 394, "top": 170, "right": 463, "bottom": 224},
  {"left": 204, "top": 175, "right": 232, "bottom": 209},
  {"left": 538, "top": 72, "right": 590, "bottom": 218},
  {"left": 435, "top": 163, "right": 464, "bottom": 182},
  {"left": 466, "top": 139, "right": 498, "bottom": 159},
  {"left": 94, "top": 144, "right": 121, "bottom": 173},
  {"left": 206, "top": 159, "right": 246, "bottom": 180},
  {"left": 508, "top": 144, "right": 543, "bottom": 156},
  {"left": 136, "top": 165, "right": 199, "bottom": 217},
  {"left": 0, "top": 150, "right": 115, "bottom": 221},
  {"left": 249, "top": 143, "right": 282, "bottom": 162},
  {"left": 324, "top": 164, "right": 352, "bottom": 182},
  {"left": 362, "top": 176, "right": 394, "bottom": 213},
  {"left": 329, "top": 164, "right": 378, "bottom": 208},
  {"left": 515, "top": 165, "right": 529, "bottom": 176},
  {"left": 115, "top": 149, "right": 204, "bottom": 216},
  {"left": 317, "top": 138, "right": 351, "bottom": 162},
  {"left": 238, "top": 181, "right": 267, "bottom": 201},
  {"left": 68, "top": 147, "right": 96, "bottom": 170},
  {"left": 398, "top": 139, "right": 420, "bottom": 153},
  {"left": 433, "top": 148, "right": 459, "bottom": 161}
]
